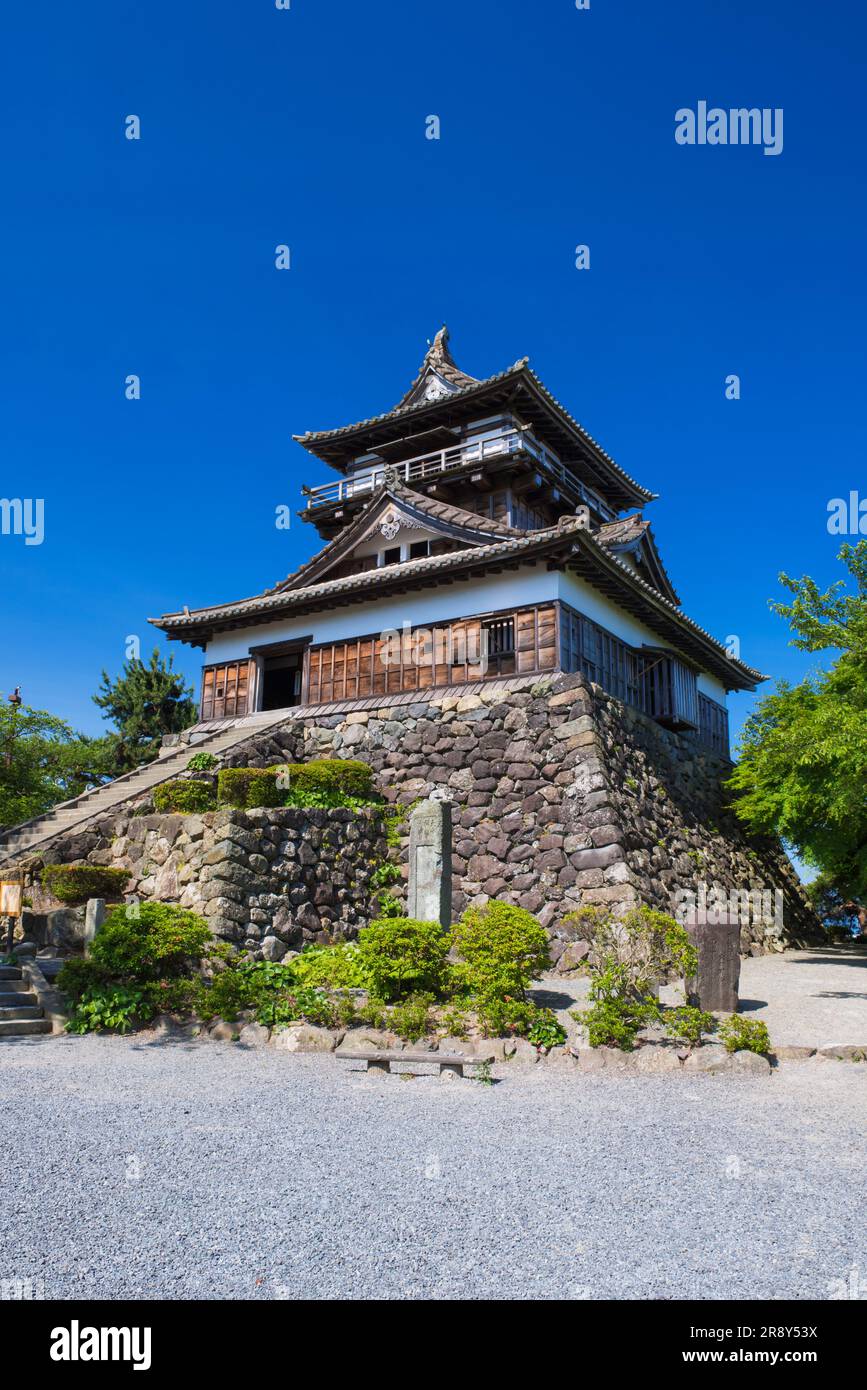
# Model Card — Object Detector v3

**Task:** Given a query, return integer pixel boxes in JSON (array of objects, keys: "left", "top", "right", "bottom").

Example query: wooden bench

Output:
[{"left": 338, "top": 1049, "right": 494, "bottom": 1078}]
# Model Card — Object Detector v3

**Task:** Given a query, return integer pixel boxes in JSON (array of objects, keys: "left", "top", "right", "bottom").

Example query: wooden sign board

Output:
[{"left": 0, "top": 881, "right": 23, "bottom": 917}]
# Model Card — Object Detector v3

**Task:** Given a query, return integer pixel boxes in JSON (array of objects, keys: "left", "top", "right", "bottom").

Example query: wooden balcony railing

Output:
[{"left": 301, "top": 426, "right": 615, "bottom": 521}]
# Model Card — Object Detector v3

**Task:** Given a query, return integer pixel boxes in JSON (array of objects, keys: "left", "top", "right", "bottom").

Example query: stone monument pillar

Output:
[
  {"left": 407, "top": 799, "right": 452, "bottom": 928},
  {"left": 84, "top": 898, "right": 107, "bottom": 954},
  {"left": 685, "top": 916, "right": 740, "bottom": 1013}
]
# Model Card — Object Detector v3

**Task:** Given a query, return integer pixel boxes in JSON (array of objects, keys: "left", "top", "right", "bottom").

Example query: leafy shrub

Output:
[
  {"left": 194, "top": 959, "right": 356, "bottom": 1031},
  {"left": 145, "top": 977, "right": 199, "bottom": 1015},
  {"left": 718, "top": 1014, "right": 771, "bottom": 1055},
  {"left": 373, "top": 889, "right": 406, "bottom": 919},
  {"left": 186, "top": 751, "right": 218, "bottom": 771},
  {"left": 356, "top": 917, "right": 451, "bottom": 1002},
  {"left": 41, "top": 864, "right": 131, "bottom": 905},
  {"left": 66, "top": 984, "right": 153, "bottom": 1035},
  {"left": 440, "top": 1005, "right": 470, "bottom": 1039},
  {"left": 269, "top": 758, "right": 374, "bottom": 802},
  {"left": 217, "top": 767, "right": 282, "bottom": 810},
  {"left": 577, "top": 965, "right": 661, "bottom": 1051},
  {"left": 451, "top": 902, "right": 549, "bottom": 1003},
  {"left": 475, "top": 995, "right": 539, "bottom": 1038},
  {"left": 563, "top": 904, "right": 697, "bottom": 996},
  {"left": 291, "top": 942, "right": 368, "bottom": 990},
  {"left": 663, "top": 1005, "right": 714, "bottom": 1049},
  {"left": 88, "top": 903, "right": 212, "bottom": 984},
  {"left": 196, "top": 965, "right": 256, "bottom": 1022},
  {"left": 153, "top": 779, "right": 214, "bottom": 814},
  {"left": 564, "top": 905, "right": 699, "bottom": 1051},
  {"left": 357, "top": 997, "right": 389, "bottom": 1029},
  {"left": 370, "top": 861, "right": 400, "bottom": 888},
  {"left": 389, "top": 993, "right": 434, "bottom": 1043},
  {"left": 526, "top": 1009, "right": 567, "bottom": 1050},
  {"left": 56, "top": 957, "right": 111, "bottom": 1003}
]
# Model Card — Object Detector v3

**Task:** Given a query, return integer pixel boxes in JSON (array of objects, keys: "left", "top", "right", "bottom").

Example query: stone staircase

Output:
[
  {"left": 0, "top": 709, "right": 294, "bottom": 866},
  {"left": 0, "top": 964, "right": 52, "bottom": 1038}
]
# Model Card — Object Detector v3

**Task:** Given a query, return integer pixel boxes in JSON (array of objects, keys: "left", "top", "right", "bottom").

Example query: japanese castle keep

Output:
[
  {"left": 155, "top": 327, "right": 754, "bottom": 732},
  {"left": 1, "top": 330, "right": 818, "bottom": 952}
]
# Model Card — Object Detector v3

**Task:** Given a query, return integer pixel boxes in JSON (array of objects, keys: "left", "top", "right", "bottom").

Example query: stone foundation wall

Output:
[
  {"left": 23, "top": 671, "right": 820, "bottom": 958},
  {"left": 27, "top": 806, "right": 389, "bottom": 958},
  {"left": 221, "top": 671, "right": 820, "bottom": 954}
]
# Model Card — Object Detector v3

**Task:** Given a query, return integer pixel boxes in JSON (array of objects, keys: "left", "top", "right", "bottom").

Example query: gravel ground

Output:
[
  {"left": 538, "top": 946, "right": 867, "bottom": 1050},
  {"left": 1, "top": 1032, "right": 865, "bottom": 1301},
  {"left": 737, "top": 947, "right": 867, "bottom": 1047}
]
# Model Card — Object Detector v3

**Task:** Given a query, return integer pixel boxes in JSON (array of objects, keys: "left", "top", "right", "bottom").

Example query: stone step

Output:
[
  {"left": 0, "top": 984, "right": 35, "bottom": 1000},
  {"left": 0, "top": 711, "right": 293, "bottom": 861},
  {"left": 0, "top": 966, "right": 23, "bottom": 980},
  {"left": 0, "top": 1005, "right": 43, "bottom": 1020},
  {"left": 0, "top": 1018, "right": 52, "bottom": 1037}
]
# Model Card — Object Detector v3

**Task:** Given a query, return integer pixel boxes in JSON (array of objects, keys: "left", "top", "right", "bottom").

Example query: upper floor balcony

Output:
[{"left": 300, "top": 424, "right": 616, "bottom": 524}]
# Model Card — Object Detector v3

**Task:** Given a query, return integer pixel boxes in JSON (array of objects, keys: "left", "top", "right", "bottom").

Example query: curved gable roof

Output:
[{"left": 276, "top": 479, "right": 523, "bottom": 592}]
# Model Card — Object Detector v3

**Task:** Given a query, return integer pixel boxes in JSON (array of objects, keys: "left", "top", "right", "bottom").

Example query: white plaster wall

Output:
[
  {"left": 203, "top": 563, "right": 731, "bottom": 707},
  {"left": 555, "top": 572, "right": 729, "bottom": 704},
  {"left": 204, "top": 568, "right": 559, "bottom": 665}
]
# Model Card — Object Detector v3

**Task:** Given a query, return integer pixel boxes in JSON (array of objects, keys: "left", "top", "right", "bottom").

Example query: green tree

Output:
[
  {"left": 0, "top": 704, "right": 111, "bottom": 829},
  {"left": 728, "top": 541, "right": 867, "bottom": 930},
  {"left": 93, "top": 648, "right": 196, "bottom": 774}
]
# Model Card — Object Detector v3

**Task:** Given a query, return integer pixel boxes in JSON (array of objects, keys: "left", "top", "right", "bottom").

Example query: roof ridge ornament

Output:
[{"left": 391, "top": 326, "right": 480, "bottom": 410}]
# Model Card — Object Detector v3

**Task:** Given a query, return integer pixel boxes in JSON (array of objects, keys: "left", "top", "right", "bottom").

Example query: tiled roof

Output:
[
  {"left": 294, "top": 358, "right": 528, "bottom": 445},
  {"left": 150, "top": 514, "right": 764, "bottom": 687},
  {"left": 293, "top": 339, "right": 654, "bottom": 506},
  {"left": 596, "top": 513, "right": 680, "bottom": 605},
  {"left": 392, "top": 326, "right": 480, "bottom": 409},
  {"left": 275, "top": 480, "right": 523, "bottom": 593},
  {"left": 596, "top": 514, "right": 649, "bottom": 547},
  {"left": 154, "top": 524, "right": 570, "bottom": 630}
]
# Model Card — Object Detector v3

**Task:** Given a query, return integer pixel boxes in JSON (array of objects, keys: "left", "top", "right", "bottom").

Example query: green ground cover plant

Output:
[
  {"left": 717, "top": 1014, "right": 771, "bottom": 1055},
  {"left": 153, "top": 779, "right": 214, "bottom": 814}
]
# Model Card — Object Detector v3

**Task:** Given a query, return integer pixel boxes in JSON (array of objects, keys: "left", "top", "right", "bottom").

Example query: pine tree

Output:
[{"left": 93, "top": 649, "right": 196, "bottom": 773}]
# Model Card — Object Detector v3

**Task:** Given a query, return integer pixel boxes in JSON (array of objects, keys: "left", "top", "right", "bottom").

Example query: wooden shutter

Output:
[{"left": 200, "top": 659, "right": 253, "bottom": 720}]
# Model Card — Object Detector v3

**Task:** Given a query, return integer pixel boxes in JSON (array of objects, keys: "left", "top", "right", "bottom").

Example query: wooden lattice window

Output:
[{"left": 200, "top": 660, "right": 254, "bottom": 721}]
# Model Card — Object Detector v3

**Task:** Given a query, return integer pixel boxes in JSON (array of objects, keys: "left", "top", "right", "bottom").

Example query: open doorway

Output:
[{"left": 255, "top": 641, "right": 309, "bottom": 711}]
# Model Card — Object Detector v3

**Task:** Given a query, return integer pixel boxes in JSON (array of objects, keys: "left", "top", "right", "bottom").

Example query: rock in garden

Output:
[
  {"left": 238, "top": 1022, "right": 271, "bottom": 1047},
  {"left": 508, "top": 1038, "right": 539, "bottom": 1067},
  {"left": 818, "top": 1044, "right": 867, "bottom": 1062},
  {"left": 208, "top": 1019, "right": 241, "bottom": 1042},
  {"left": 273, "top": 1024, "right": 343, "bottom": 1052},
  {"left": 730, "top": 1049, "right": 772, "bottom": 1076},
  {"left": 635, "top": 1045, "right": 683, "bottom": 1074},
  {"left": 682, "top": 1044, "right": 731, "bottom": 1074},
  {"left": 555, "top": 941, "right": 591, "bottom": 974},
  {"left": 350, "top": 1029, "right": 403, "bottom": 1051}
]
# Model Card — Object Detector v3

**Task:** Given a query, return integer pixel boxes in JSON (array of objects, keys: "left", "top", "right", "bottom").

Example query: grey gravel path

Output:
[
  {"left": 737, "top": 947, "right": 867, "bottom": 1048},
  {"left": 536, "top": 946, "right": 867, "bottom": 1051},
  {"left": 1, "top": 1033, "right": 865, "bottom": 1301}
]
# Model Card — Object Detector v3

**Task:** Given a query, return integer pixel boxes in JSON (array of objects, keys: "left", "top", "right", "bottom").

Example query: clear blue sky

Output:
[{"left": 2, "top": 0, "right": 864, "bottom": 742}]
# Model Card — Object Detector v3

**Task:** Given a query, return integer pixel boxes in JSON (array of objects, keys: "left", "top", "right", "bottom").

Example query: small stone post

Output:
[
  {"left": 83, "top": 898, "right": 107, "bottom": 955},
  {"left": 685, "top": 917, "right": 740, "bottom": 1013},
  {"left": 407, "top": 799, "right": 452, "bottom": 929}
]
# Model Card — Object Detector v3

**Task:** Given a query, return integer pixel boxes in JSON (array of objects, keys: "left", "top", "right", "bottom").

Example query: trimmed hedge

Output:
[
  {"left": 41, "top": 864, "right": 132, "bottom": 905},
  {"left": 153, "top": 779, "right": 214, "bottom": 814},
  {"left": 268, "top": 758, "right": 374, "bottom": 800},
  {"left": 217, "top": 767, "right": 282, "bottom": 810}
]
